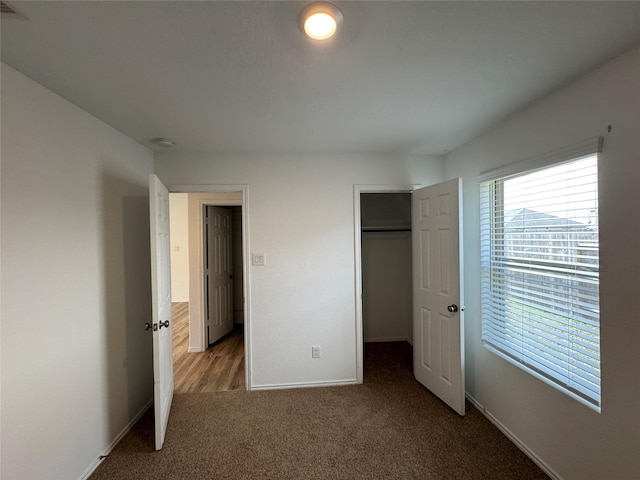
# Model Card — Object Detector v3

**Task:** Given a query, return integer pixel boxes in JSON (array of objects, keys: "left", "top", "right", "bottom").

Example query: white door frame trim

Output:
[
  {"left": 168, "top": 184, "right": 252, "bottom": 391},
  {"left": 353, "top": 184, "right": 420, "bottom": 383}
]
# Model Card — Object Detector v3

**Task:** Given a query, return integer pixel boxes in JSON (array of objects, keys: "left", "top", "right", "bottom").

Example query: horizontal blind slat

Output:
[{"left": 482, "top": 314, "right": 600, "bottom": 368}]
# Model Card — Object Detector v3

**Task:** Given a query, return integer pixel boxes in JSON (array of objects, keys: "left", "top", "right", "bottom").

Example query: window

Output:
[{"left": 480, "top": 138, "right": 602, "bottom": 410}]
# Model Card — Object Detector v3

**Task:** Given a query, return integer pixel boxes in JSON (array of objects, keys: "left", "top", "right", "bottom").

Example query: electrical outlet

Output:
[{"left": 312, "top": 345, "right": 321, "bottom": 359}]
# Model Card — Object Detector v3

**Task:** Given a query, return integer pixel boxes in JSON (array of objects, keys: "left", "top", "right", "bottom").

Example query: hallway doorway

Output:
[{"left": 169, "top": 192, "right": 247, "bottom": 393}]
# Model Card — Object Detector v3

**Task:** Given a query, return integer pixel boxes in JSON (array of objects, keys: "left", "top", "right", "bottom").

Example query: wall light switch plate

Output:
[{"left": 252, "top": 253, "right": 266, "bottom": 266}]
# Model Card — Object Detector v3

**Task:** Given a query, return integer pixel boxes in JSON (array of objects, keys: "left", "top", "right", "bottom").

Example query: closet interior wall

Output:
[{"left": 361, "top": 193, "right": 413, "bottom": 344}]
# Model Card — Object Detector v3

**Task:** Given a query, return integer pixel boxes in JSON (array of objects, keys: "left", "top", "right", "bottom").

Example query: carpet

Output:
[{"left": 90, "top": 342, "right": 549, "bottom": 479}]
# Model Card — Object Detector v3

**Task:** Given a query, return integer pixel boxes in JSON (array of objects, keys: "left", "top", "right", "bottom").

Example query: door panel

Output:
[
  {"left": 420, "top": 307, "right": 432, "bottom": 369},
  {"left": 205, "top": 206, "right": 233, "bottom": 344},
  {"left": 149, "top": 174, "right": 173, "bottom": 450},
  {"left": 412, "top": 178, "right": 465, "bottom": 415}
]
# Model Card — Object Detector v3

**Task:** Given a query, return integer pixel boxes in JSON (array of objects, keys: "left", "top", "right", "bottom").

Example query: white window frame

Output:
[{"left": 479, "top": 137, "right": 603, "bottom": 411}]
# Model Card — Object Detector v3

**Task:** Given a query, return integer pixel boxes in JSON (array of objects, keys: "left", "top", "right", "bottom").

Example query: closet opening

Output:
[{"left": 360, "top": 192, "right": 414, "bottom": 381}]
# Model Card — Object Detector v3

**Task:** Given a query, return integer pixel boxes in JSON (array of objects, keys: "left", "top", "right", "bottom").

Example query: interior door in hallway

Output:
[
  {"left": 205, "top": 206, "right": 233, "bottom": 345},
  {"left": 149, "top": 174, "right": 174, "bottom": 450},
  {"left": 412, "top": 178, "right": 465, "bottom": 415}
]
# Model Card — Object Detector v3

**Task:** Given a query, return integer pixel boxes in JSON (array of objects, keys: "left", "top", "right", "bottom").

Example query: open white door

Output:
[
  {"left": 149, "top": 174, "right": 174, "bottom": 450},
  {"left": 204, "top": 206, "right": 233, "bottom": 344},
  {"left": 412, "top": 178, "right": 465, "bottom": 415}
]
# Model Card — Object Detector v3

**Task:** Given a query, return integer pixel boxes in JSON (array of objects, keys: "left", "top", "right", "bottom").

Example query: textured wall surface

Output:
[
  {"left": 155, "top": 152, "right": 444, "bottom": 388},
  {"left": 1, "top": 63, "right": 154, "bottom": 480},
  {"left": 444, "top": 46, "right": 640, "bottom": 480}
]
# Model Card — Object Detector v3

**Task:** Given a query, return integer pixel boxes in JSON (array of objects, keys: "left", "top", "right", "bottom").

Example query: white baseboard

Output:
[
  {"left": 171, "top": 297, "right": 189, "bottom": 303},
  {"left": 465, "top": 393, "right": 563, "bottom": 480},
  {"left": 188, "top": 346, "right": 205, "bottom": 353},
  {"left": 251, "top": 378, "right": 357, "bottom": 391},
  {"left": 77, "top": 399, "right": 153, "bottom": 480}
]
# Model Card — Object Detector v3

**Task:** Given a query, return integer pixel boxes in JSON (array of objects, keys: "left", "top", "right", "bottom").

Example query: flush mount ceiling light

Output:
[
  {"left": 298, "top": 2, "right": 343, "bottom": 40},
  {"left": 152, "top": 137, "right": 176, "bottom": 148}
]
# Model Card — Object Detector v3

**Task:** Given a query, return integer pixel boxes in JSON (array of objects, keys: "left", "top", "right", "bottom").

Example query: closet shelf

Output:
[{"left": 361, "top": 226, "right": 412, "bottom": 232}]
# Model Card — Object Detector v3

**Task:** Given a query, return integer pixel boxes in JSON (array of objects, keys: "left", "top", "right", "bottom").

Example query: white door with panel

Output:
[
  {"left": 412, "top": 178, "right": 465, "bottom": 415},
  {"left": 205, "top": 206, "right": 233, "bottom": 344},
  {"left": 149, "top": 174, "right": 174, "bottom": 450}
]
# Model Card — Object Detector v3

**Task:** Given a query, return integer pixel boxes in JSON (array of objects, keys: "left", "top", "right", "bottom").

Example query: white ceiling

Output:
[{"left": 2, "top": 1, "right": 640, "bottom": 155}]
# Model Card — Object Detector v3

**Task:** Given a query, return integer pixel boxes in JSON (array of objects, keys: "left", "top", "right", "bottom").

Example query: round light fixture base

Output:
[
  {"left": 298, "top": 2, "right": 343, "bottom": 41},
  {"left": 152, "top": 137, "right": 176, "bottom": 148}
]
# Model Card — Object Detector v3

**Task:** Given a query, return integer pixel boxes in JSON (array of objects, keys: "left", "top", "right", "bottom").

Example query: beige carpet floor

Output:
[{"left": 90, "top": 342, "right": 549, "bottom": 479}]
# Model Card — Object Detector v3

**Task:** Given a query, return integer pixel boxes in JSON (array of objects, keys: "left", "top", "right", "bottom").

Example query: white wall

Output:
[
  {"left": 1, "top": 63, "right": 154, "bottom": 480},
  {"left": 169, "top": 193, "right": 189, "bottom": 302},
  {"left": 444, "top": 45, "right": 640, "bottom": 480},
  {"left": 155, "top": 153, "right": 444, "bottom": 388},
  {"left": 362, "top": 232, "right": 412, "bottom": 342}
]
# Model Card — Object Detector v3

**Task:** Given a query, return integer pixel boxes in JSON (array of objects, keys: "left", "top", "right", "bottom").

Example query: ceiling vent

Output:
[{"left": 1, "top": 1, "right": 28, "bottom": 20}]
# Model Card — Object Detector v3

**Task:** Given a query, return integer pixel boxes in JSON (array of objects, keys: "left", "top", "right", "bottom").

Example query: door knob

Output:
[
  {"left": 447, "top": 304, "right": 459, "bottom": 313},
  {"left": 144, "top": 323, "right": 152, "bottom": 331},
  {"left": 159, "top": 320, "right": 170, "bottom": 329}
]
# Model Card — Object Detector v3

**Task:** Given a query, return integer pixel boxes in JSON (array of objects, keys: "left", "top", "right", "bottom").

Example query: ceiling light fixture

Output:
[
  {"left": 152, "top": 137, "right": 176, "bottom": 148},
  {"left": 298, "top": 2, "right": 343, "bottom": 41}
]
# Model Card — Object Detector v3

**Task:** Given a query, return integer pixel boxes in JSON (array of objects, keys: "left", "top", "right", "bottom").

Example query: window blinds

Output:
[{"left": 480, "top": 138, "right": 602, "bottom": 409}]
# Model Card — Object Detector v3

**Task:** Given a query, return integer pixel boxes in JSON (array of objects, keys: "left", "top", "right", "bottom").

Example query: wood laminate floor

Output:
[{"left": 172, "top": 302, "right": 245, "bottom": 393}]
